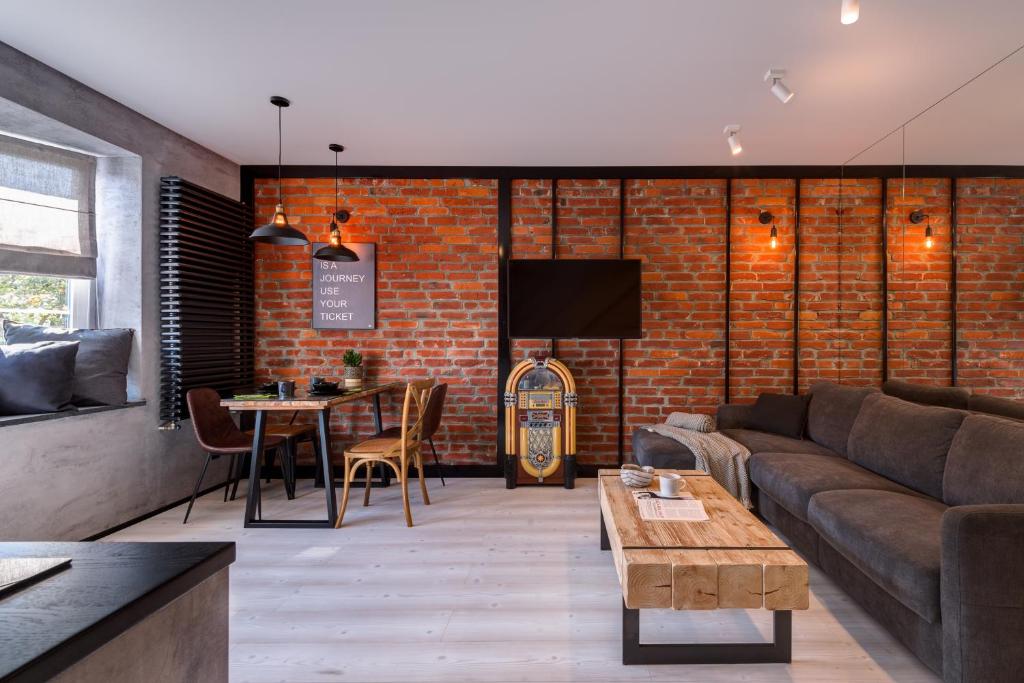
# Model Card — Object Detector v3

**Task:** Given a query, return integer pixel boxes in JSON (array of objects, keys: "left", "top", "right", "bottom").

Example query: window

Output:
[
  {"left": 0, "top": 134, "right": 96, "bottom": 330},
  {"left": 0, "top": 273, "right": 91, "bottom": 330}
]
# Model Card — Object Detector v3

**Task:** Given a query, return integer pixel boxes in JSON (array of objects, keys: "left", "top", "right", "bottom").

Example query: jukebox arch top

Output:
[{"left": 504, "top": 357, "right": 577, "bottom": 488}]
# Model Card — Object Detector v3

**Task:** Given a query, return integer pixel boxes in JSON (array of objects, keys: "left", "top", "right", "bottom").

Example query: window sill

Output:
[{"left": 0, "top": 400, "right": 146, "bottom": 428}]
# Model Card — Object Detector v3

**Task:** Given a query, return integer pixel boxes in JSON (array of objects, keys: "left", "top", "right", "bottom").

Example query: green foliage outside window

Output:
[{"left": 0, "top": 273, "right": 69, "bottom": 332}]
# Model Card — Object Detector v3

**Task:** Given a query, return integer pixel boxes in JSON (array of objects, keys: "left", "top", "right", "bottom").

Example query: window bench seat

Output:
[{"left": 0, "top": 400, "right": 145, "bottom": 428}]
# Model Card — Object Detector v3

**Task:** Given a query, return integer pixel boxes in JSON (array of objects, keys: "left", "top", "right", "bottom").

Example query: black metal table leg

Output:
[
  {"left": 318, "top": 407, "right": 338, "bottom": 521},
  {"left": 621, "top": 600, "right": 792, "bottom": 665},
  {"left": 243, "top": 410, "right": 267, "bottom": 528},
  {"left": 600, "top": 508, "right": 610, "bottom": 551}
]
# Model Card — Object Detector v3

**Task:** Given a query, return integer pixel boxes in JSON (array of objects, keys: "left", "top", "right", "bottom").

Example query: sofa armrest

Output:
[
  {"left": 715, "top": 403, "right": 753, "bottom": 430},
  {"left": 941, "top": 505, "right": 1024, "bottom": 683}
]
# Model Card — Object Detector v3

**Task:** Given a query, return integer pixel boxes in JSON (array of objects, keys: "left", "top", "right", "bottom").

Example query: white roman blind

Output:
[{"left": 0, "top": 134, "right": 97, "bottom": 278}]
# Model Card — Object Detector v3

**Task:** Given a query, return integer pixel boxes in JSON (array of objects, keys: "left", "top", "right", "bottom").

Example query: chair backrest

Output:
[
  {"left": 420, "top": 383, "right": 448, "bottom": 440},
  {"left": 186, "top": 388, "right": 244, "bottom": 451},
  {"left": 398, "top": 379, "right": 435, "bottom": 455}
]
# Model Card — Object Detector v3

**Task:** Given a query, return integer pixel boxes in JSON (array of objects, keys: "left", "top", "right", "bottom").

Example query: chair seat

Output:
[
  {"left": 346, "top": 437, "right": 402, "bottom": 456},
  {"left": 265, "top": 423, "right": 317, "bottom": 439},
  {"left": 209, "top": 433, "right": 284, "bottom": 454}
]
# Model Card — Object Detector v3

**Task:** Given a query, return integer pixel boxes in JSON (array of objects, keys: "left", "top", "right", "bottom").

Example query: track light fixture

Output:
[
  {"left": 314, "top": 143, "right": 359, "bottom": 262},
  {"left": 250, "top": 96, "right": 309, "bottom": 246},
  {"left": 759, "top": 210, "right": 778, "bottom": 249},
  {"left": 764, "top": 69, "right": 795, "bottom": 104},
  {"left": 724, "top": 125, "right": 743, "bottom": 156},
  {"left": 841, "top": 0, "right": 860, "bottom": 24},
  {"left": 909, "top": 209, "right": 933, "bottom": 249}
]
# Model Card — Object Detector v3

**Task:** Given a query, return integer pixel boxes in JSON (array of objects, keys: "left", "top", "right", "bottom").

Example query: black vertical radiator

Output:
[{"left": 159, "top": 176, "right": 255, "bottom": 427}]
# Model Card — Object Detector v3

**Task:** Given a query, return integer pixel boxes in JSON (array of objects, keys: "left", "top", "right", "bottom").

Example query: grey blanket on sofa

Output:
[{"left": 644, "top": 424, "right": 753, "bottom": 508}]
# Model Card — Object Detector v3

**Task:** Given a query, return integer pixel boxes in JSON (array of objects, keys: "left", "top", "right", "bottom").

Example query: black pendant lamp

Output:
[
  {"left": 313, "top": 143, "right": 359, "bottom": 262},
  {"left": 250, "top": 96, "right": 309, "bottom": 246}
]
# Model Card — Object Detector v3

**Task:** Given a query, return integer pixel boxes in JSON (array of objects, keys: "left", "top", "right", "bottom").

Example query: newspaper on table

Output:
[{"left": 631, "top": 490, "right": 709, "bottom": 522}]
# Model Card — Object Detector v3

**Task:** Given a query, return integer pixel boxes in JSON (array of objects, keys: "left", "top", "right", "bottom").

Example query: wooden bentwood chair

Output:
[{"left": 335, "top": 379, "right": 434, "bottom": 528}]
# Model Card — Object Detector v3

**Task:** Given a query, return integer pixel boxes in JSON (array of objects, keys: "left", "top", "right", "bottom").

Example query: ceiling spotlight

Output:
[
  {"left": 841, "top": 0, "right": 860, "bottom": 24},
  {"left": 764, "top": 69, "right": 795, "bottom": 104},
  {"left": 724, "top": 125, "right": 743, "bottom": 156}
]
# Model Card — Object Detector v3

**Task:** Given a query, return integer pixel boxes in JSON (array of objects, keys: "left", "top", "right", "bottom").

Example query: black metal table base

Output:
[{"left": 622, "top": 600, "right": 792, "bottom": 665}]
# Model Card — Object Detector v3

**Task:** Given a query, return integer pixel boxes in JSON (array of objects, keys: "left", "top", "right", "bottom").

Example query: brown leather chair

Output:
[
  {"left": 376, "top": 382, "right": 448, "bottom": 485},
  {"left": 185, "top": 388, "right": 285, "bottom": 524}
]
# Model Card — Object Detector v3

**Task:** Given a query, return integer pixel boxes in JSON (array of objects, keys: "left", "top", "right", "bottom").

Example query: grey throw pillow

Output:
[
  {"left": 0, "top": 341, "right": 80, "bottom": 414},
  {"left": 2, "top": 320, "right": 134, "bottom": 406}
]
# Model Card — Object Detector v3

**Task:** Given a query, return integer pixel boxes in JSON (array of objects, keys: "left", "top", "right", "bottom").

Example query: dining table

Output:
[{"left": 220, "top": 380, "right": 404, "bottom": 529}]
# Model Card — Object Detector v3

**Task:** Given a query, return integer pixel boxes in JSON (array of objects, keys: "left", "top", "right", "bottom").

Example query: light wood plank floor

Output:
[{"left": 107, "top": 477, "right": 939, "bottom": 683}]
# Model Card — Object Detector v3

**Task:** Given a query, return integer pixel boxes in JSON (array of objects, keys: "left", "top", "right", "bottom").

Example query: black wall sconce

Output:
[
  {"left": 909, "top": 209, "right": 934, "bottom": 249},
  {"left": 759, "top": 210, "right": 778, "bottom": 249}
]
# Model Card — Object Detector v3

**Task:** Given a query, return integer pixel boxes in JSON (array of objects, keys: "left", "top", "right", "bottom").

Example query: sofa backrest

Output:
[
  {"left": 806, "top": 381, "right": 877, "bottom": 457},
  {"left": 847, "top": 393, "right": 966, "bottom": 500},
  {"left": 943, "top": 413, "right": 1024, "bottom": 506},
  {"left": 968, "top": 393, "right": 1024, "bottom": 422},
  {"left": 882, "top": 379, "right": 970, "bottom": 409}
]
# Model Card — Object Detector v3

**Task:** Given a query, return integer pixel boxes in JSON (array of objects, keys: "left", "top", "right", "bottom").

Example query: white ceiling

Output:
[{"left": 2, "top": 0, "right": 1023, "bottom": 166}]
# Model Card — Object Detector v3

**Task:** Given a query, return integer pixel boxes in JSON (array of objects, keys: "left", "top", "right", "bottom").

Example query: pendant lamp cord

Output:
[
  {"left": 277, "top": 104, "right": 283, "bottom": 204},
  {"left": 335, "top": 149, "right": 339, "bottom": 215}
]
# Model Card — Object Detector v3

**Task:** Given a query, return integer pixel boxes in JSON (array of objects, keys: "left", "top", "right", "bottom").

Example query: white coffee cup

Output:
[{"left": 659, "top": 473, "right": 684, "bottom": 498}]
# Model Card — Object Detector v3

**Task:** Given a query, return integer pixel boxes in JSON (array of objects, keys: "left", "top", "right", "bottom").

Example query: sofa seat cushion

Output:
[
  {"left": 631, "top": 428, "right": 697, "bottom": 470},
  {"left": 847, "top": 393, "right": 966, "bottom": 500},
  {"left": 750, "top": 451, "right": 921, "bottom": 522},
  {"left": 721, "top": 428, "right": 838, "bottom": 457},
  {"left": 808, "top": 490, "right": 946, "bottom": 623}
]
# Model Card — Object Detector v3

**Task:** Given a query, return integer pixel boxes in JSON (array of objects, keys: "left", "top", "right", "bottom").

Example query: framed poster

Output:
[{"left": 311, "top": 242, "right": 376, "bottom": 329}]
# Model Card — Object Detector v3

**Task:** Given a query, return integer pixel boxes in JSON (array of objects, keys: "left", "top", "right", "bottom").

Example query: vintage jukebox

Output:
[{"left": 504, "top": 357, "right": 577, "bottom": 488}]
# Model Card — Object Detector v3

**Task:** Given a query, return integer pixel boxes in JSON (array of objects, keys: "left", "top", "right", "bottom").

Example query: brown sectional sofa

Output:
[{"left": 631, "top": 380, "right": 1024, "bottom": 683}]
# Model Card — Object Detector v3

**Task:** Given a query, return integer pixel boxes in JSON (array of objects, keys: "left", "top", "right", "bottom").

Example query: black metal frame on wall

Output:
[
  {"left": 160, "top": 176, "right": 255, "bottom": 424},
  {"left": 240, "top": 164, "right": 1022, "bottom": 474}
]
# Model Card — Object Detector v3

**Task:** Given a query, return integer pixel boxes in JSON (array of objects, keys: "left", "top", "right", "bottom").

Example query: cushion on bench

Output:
[
  {"left": 749, "top": 451, "right": 922, "bottom": 522},
  {"left": 943, "top": 413, "right": 1024, "bottom": 506},
  {"left": 847, "top": 394, "right": 966, "bottom": 500},
  {"left": 809, "top": 490, "right": 946, "bottom": 623}
]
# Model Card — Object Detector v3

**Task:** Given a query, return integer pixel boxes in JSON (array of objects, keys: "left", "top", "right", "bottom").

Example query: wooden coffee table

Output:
[{"left": 598, "top": 469, "right": 808, "bottom": 665}]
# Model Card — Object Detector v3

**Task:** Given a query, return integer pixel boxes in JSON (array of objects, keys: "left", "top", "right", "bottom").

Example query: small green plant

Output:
[{"left": 342, "top": 349, "right": 363, "bottom": 367}]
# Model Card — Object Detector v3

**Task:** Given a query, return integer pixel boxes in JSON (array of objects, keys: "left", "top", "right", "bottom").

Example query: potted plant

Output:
[{"left": 342, "top": 349, "right": 364, "bottom": 387}]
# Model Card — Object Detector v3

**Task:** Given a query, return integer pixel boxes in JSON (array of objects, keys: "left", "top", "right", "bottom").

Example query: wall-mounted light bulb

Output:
[
  {"left": 770, "top": 225, "right": 778, "bottom": 249},
  {"left": 925, "top": 224, "right": 934, "bottom": 250},
  {"left": 724, "top": 125, "right": 742, "bottom": 156},
  {"left": 841, "top": 0, "right": 860, "bottom": 24}
]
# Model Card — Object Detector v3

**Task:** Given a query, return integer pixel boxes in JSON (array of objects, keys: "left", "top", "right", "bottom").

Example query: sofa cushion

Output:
[
  {"left": 721, "top": 428, "right": 838, "bottom": 457},
  {"left": 968, "top": 393, "right": 1024, "bottom": 422},
  {"left": 847, "top": 393, "right": 966, "bottom": 500},
  {"left": 749, "top": 451, "right": 921, "bottom": 522},
  {"left": 883, "top": 379, "right": 970, "bottom": 409},
  {"left": 943, "top": 414, "right": 1024, "bottom": 506},
  {"left": 746, "top": 393, "right": 809, "bottom": 439},
  {"left": 808, "top": 490, "right": 946, "bottom": 623},
  {"left": 806, "top": 381, "right": 877, "bottom": 457},
  {"left": 0, "top": 341, "right": 80, "bottom": 414},
  {"left": 2, "top": 321, "right": 134, "bottom": 406},
  {"left": 631, "top": 428, "right": 697, "bottom": 470}
]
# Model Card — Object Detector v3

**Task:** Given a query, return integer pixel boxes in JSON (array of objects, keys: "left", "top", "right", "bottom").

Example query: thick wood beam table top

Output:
[{"left": 600, "top": 470, "right": 808, "bottom": 612}]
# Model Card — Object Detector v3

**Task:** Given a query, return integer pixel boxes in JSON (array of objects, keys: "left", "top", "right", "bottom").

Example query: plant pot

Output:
[{"left": 343, "top": 365, "right": 363, "bottom": 387}]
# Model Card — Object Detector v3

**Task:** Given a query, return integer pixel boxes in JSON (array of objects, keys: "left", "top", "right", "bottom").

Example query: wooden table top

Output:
[
  {"left": 220, "top": 380, "right": 404, "bottom": 411},
  {"left": 599, "top": 469, "right": 787, "bottom": 551}
]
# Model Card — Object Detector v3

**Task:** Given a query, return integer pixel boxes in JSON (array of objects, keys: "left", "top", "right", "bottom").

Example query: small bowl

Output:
[
  {"left": 310, "top": 380, "right": 340, "bottom": 393},
  {"left": 620, "top": 464, "right": 655, "bottom": 488}
]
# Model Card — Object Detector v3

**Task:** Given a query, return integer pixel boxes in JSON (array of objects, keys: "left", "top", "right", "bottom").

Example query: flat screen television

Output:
[{"left": 508, "top": 259, "right": 642, "bottom": 339}]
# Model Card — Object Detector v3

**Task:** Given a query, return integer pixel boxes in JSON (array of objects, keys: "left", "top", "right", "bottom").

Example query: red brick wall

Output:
[
  {"left": 254, "top": 177, "right": 498, "bottom": 465},
  {"left": 729, "top": 180, "right": 797, "bottom": 401},
  {"left": 886, "top": 178, "right": 954, "bottom": 384},
  {"left": 956, "top": 179, "right": 1024, "bottom": 397},
  {"left": 252, "top": 174, "right": 1023, "bottom": 466}
]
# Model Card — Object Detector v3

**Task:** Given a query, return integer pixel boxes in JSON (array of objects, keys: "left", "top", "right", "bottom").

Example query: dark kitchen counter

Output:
[{"left": 0, "top": 541, "right": 235, "bottom": 682}]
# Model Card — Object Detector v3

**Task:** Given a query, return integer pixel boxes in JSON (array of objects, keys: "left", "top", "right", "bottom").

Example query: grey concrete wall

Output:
[{"left": 0, "top": 41, "right": 241, "bottom": 540}]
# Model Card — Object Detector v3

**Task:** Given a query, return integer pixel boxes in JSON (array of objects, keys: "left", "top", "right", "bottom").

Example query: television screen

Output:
[{"left": 508, "top": 259, "right": 642, "bottom": 339}]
